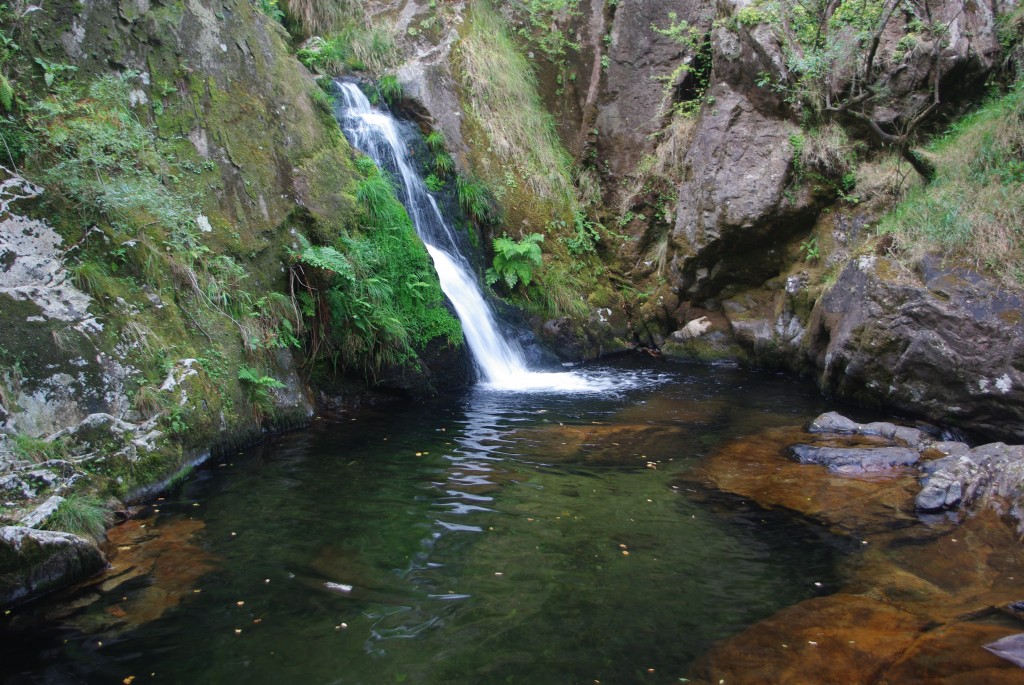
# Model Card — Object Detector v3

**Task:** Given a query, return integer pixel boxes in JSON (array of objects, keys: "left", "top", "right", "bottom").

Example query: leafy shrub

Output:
[{"left": 253, "top": 0, "right": 285, "bottom": 22}]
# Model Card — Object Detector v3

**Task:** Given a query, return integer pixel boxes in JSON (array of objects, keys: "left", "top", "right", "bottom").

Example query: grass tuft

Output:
[{"left": 43, "top": 493, "right": 111, "bottom": 541}]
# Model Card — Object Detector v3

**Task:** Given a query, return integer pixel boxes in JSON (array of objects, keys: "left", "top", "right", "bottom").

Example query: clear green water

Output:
[{"left": 1, "top": 359, "right": 850, "bottom": 684}]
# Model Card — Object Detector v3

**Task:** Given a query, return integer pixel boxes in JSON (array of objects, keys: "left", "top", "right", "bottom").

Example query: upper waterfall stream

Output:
[{"left": 335, "top": 82, "right": 619, "bottom": 393}]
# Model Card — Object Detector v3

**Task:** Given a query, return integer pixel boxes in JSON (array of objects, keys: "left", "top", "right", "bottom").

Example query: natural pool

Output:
[{"left": 1, "top": 359, "right": 887, "bottom": 684}]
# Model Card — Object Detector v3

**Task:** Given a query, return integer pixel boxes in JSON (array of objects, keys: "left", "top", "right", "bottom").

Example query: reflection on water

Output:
[{"left": 1, "top": 359, "right": 849, "bottom": 685}]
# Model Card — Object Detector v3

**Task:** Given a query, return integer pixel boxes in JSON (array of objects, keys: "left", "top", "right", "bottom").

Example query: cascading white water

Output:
[{"left": 335, "top": 81, "right": 623, "bottom": 393}]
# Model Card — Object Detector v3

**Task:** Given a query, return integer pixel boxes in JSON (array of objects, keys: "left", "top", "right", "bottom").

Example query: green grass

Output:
[
  {"left": 11, "top": 433, "right": 66, "bottom": 462},
  {"left": 878, "top": 84, "right": 1024, "bottom": 283},
  {"left": 458, "top": 1, "right": 574, "bottom": 205},
  {"left": 42, "top": 493, "right": 110, "bottom": 540}
]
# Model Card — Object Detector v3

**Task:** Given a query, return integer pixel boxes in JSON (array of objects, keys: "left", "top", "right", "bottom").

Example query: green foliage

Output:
[
  {"left": 561, "top": 209, "right": 601, "bottom": 256},
  {"left": 459, "top": 1, "right": 575, "bottom": 205},
  {"left": 878, "top": 84, "right": 1024, "bottom": 283},
  {"left": 508, "top": 0, "right": 581, "bottom": 92},
  {"left": 282, "top": 0, "right": 364, "bottom": 35},
  {"left": 43, "top": 493, "right": 110, "bottom": 540},
  {"left": 289, "top": 161, "right": 461, "bottom": 376},
  {"left": 433, "top": 151, "right": 454, "bottom": 178},
  {"left": 456, "top": 176, "right": 497, "bottom": 224},
  {"left": 238, "top": 365, "right": 287, "bottom": 389},
  {"left": 69, "top": 260, "right": 116, "bottom": 299},
  {"left": 651, "top": 12, "right": 712, "bottom": 118},
  {"left": 424, "top": 130, "right": 446, "bottom": 154},
  {"left": 253, "top": 0, "right": 285, "bottom": 23},
  {"left": 238, "top": 365, "right": 286, "bottom": 420},
  {"left": 0, "top": 73, "right": 12, "bottom": 111},
  {"left": 486, "top": 232, "right": 544, "bottom": 291},
  {"left": 799, "top": 236, "right": 820, "bottom": 262},
  {"left": 33, "top": 58, "right": 77, "bottom": 88},
  {"left": 424, "top": 173, "right": 445, "bottom": 192},
  {"left": 26, "top": 72, "right": 197, "bottom": 235},
  {"left": 296, "top": 21, "right": 397, "bottom": 73}
]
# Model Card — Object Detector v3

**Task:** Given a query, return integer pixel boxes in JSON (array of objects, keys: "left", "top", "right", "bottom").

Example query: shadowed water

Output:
[{"left": 0, "top": 359, "right": 854, "bottom": 685}]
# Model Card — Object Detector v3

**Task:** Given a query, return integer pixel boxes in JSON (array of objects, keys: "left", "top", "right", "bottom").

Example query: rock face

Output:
[
  {"left": 0, "top": 526, "right": 105, "bottom": 606},
  {"left": 597, "top": 0, "right": 713, "bottom": 177},
  {"left": 669, "top": 25, "right": 817, "bottom": 301},
  {"left": 805, "top": 255, "right": 1024, "bottom": 442}
]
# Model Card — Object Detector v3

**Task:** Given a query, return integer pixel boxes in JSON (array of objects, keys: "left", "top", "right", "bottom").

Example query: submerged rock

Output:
[{"left": 0, "top": 526, "right": 105, "bottom": 607}]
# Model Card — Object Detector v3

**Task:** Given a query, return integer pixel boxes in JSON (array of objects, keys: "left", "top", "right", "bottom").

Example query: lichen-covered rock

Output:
[
  {"left": 805, "top": 255, "right": 1024, "bottom": 441},
  {"left": 0, "top": 526, "right": 105, "bottom": 607},
  {"left": 916, "top": 443, "right": 1024, "bottom": 522}
]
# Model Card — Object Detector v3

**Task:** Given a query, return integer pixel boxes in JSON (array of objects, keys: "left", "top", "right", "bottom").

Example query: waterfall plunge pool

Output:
[{"left": 0, "top": 358, "right": 862, "bottom": 684}]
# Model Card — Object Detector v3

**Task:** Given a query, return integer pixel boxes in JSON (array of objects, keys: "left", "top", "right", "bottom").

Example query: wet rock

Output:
[
  {"left": 689, "top": 594, "right": 929, "bottom": 685},
  {"left": 808, "top": 411, "right": 929, "bottom": 449},
  {"left": 916, "top": 444, "right": 1024, "bottom": 523},
  {"left": 670, "top": 79, "right": 815, "bottom": 300},
  {"left": 686, "top": 426, "right": 920, "bottom": 537},
  {"left": 0, "top": 526, "right": 105, "bottom": 607},
  {"left": 597, "top": 0, "right": 713, "bottom": 177},
  {"left": 791, "top": 445, "right": 920, "bottom": 473},
  {"left": 809, "top": 411, "right": 861, "bottom": 434},
  {"left": 668, "top": 316, "right": 712, "bottom": 343}
]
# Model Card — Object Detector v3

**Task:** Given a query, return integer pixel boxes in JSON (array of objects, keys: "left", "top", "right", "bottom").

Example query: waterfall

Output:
[{"left": 334, "top": 81, "right": 617, "bottom": 393}]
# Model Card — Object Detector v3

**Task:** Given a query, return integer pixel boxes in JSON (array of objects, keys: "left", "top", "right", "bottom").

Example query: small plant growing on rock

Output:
[
  {"left": 486, "top": 232, "right": 544, "bottom": 291},
  {"left": 800, "top": 236, "right": 821, "bottom": 263}
]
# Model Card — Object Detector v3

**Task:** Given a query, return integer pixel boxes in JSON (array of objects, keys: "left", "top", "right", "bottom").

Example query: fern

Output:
[
  {"left": 237, "top": 365, "right": 286, "bottom": 389},
  {"left": 0, "top": 74, "right": 13, "bottom": 111},
  {"left": 290, "top": 235, "right": 355, "bottom": 279},
  {"left": 485, "top": 233, "right": 543, "bottom": 290}
]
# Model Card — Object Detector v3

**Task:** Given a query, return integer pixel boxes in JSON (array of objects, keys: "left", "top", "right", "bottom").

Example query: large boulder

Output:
[
  {"left": 805, "top": 255, "right": 1024, "bottom": 441},
  {"left": 0, "top": 526, "right": 105, "bottom": 607}
]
